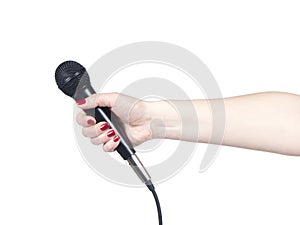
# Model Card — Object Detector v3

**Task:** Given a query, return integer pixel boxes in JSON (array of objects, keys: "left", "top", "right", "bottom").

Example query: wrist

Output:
[{"left": 145, "top": 100, "right": 182, "bottom": 140}]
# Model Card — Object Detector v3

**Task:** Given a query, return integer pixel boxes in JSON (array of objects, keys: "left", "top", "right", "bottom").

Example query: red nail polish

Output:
[
  {"left": 100, "top": 123, "right": 109, "bottom": 131},
  {"left": 87, "top": 119, "right": 95, "bottom": 125},
  {"left": 107, "top": 130, "right": 115, "bottom": 137},
  {"left": 76, "top": 99, "right": 86, "bottom": 105},
  {"left": 113, "top": 135, "right": 120, "bottom": 142}
]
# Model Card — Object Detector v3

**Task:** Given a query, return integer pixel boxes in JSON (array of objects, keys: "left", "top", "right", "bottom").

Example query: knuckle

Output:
[
  {"left": 102, "top": 145, "right": 109, "bottom": 152},
  {"left": 95, "top": 94, "right": 103, "bottom": 106},
  {"left": 107, "top": 148, "right": 114, "bottom": 152},
  {"left": 81, "top": 128, "right": 88, "bottom": 137},
  {"left": 102, "top": 143, "right": 113, "bottom": 152},
  {"left": 90, "top": 137, "right": 99, "bottom": 145},
  {"left": 76, "top": 113, "right": 83, "bottom": 124}
]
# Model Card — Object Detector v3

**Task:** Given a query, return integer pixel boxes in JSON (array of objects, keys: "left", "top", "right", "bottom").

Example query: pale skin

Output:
[{"left": 76, "top": 91, "right": 300, "bottom": 156}]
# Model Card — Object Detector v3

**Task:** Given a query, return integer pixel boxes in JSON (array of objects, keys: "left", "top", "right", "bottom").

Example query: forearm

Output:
[
  {"left": 222, "top": 92, "right": 300, "bottom": 155},
  {"left": 147, "top": 92, "right": 300, "bottom": 156}
]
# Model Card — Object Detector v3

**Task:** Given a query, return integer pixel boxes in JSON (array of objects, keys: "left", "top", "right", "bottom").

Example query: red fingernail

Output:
[
  {"left": 76, "top": 99, "right": 86, "bottom": 105},
  {"left": 100, "top": 123, "right": 109, "bottom": 131},
  {"left": 87, "top": 119, "right": 95, "bottom": 125},
  {"left": 107, "top": 130, "right": 115, "bottom": 137},
  {"left": 113, "top": 135, "right": 120, "bottom": 142}
]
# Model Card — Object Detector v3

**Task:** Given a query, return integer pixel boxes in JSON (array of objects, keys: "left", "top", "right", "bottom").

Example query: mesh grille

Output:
[{"left": 55, "top": 61, "right": 90, "bottom": 97}]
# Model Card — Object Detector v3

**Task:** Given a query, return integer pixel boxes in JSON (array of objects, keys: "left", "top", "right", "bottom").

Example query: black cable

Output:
[
  {"left": 147, "top": 182, "right": 163, "bottom": 225},
  {"left": 151, "top": 189, "right": 163, "bottom": 225}
]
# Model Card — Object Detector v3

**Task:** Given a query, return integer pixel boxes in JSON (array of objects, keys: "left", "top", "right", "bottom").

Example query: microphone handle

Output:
[{"left": 73, "top": 84, "right": 151, "bottom": 183}]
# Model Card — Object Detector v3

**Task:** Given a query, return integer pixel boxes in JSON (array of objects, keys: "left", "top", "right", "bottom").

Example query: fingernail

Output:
[
  {"left": 76, "top": 99, "right": 86, "bottom": 105},
  {"left": 107, "top": 130, "right": 115, "bottom": 137},
  {"left": 87, "top": 119, "right": 95, "bottom": 125},
  {"left": 113, "top": 135, "right": 120, "bottom": 142},
  {"left": 100, "top": 123, "right": 109, "bottom": 131}
]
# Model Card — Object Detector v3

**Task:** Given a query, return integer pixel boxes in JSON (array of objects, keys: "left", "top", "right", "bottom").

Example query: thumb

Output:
[{"left": 76, "top": 92, "right": 119, "bottom": 109}]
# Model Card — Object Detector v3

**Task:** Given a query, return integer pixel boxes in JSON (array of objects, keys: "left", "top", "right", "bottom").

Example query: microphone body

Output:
[{"left": 55, "top": 61, "right": 152, "bottom": 185}]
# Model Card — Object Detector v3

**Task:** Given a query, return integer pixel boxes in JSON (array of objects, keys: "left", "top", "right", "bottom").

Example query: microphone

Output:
[
  {"left": 55, "top": 60, "right": 163, "bottom": 225},
  {"left": 55, "top": 60, "right": 153, "bottom": 188}
]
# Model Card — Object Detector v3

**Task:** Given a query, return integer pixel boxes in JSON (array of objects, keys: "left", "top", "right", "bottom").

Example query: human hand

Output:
[{"left": 76, "top": 93, "right": 153, "bottom": 152}]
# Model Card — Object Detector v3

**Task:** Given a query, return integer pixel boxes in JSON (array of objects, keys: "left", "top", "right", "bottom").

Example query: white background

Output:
[{"left": 1, "top": 0, "right": 300, "bottom": 224}]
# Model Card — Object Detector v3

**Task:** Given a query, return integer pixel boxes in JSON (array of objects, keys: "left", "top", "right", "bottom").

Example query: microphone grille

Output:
[{"left": 55, "top": 60, "right": 90, "bottom": 97}]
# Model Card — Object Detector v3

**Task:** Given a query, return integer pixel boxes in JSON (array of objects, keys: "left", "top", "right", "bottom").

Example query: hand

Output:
[{"left": 76, "top": 92, "right": 153, "bottom": 152}]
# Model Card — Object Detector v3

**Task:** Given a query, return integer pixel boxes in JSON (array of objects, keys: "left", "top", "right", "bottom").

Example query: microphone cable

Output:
[{"left": 147, "top": 182, "right": 163, "bottom": 225}]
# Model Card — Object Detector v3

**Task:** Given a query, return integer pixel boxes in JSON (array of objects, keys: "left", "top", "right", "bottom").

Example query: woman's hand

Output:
[{"left": 76, "top": 92, "right": 153, "bottom": 152}]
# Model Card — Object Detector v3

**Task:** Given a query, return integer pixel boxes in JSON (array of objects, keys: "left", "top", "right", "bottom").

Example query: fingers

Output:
[
  {"left": 76, "top": 111, "right": 96, "bottom": 127},
  {"left": 76, "top": 92, "right": 118, "bottom": 110},
  {"left": 82, "top": 122, "right": 109, "bottom": 138},
  {"left": 91, "top": 130, "right": 121, "bottom": 152},
  {"left": 76, "top": 111, "right": 120, "bottom": 152},
  {"left": 75, "top": 92, "right": 121, "bottom": 152},
  {"left": 103, "top": 136, "right": 120, "bottom": 152},
  {"left": 88, "top": 127, "right": 121, "bottom": 152}
]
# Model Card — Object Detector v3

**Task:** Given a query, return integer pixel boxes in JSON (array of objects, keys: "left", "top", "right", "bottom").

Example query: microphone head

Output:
[{"left": 55, "top": 61, "right": 90, "bottom": 97}]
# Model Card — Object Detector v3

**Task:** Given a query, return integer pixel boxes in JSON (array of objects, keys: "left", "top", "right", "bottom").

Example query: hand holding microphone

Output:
[
  {"left": 55, "top": 61, "right": 153, "bottom": 186},
  {"left": 75, "top": 92, "right": 152, "bottom": 152}
]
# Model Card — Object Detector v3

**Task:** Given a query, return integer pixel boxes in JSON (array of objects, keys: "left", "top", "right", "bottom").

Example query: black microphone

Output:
[
  {"left": 55, "top": 60, "right": 153, "bottom": 188},
  {"left": 55, "top": 60, "right": 163, "bottom": 225}
]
